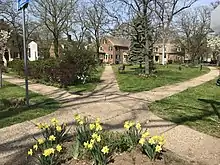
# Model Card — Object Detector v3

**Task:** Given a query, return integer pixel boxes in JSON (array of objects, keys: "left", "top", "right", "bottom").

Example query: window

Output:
[
  {"left": 155, "top": 56, "right": 159, "bottom": 62},
  {"left": 111, "top": 55, "right": 113, "bottom": 59},
  {"left": 109, "top": 46, "right": 113, "bottom": 51},
  {"left": 28, "top": 48, "right": 31, "bottom": 58},
  {"left": 105, "top": 55, "right": 108, "bottom": 59},
  {"left": 155, "top": 47, "right": 158, "bottom": 52},
  {"left": 100, "top": 46, "right": 103, "bottom": 50},
  {"left": 12, "top": 40, "right": 15, "bottom": 46},
  {"left": 115, "top": 47, "right": 119, "bottom": 51}
]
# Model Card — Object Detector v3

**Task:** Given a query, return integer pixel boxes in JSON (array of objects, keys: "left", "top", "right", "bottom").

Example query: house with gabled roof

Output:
[{"left": 99, "top": 36, "right": 131, "bottom": 64}]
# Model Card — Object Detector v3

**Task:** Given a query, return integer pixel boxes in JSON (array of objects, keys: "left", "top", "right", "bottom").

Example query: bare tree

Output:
[
  {"left": 175, "top": 7, "right": 210, "bottom": 64},
  {"left": 31, "top": 0, "right": 76, "bottom": 58},
  {"left": 80, "top": 0, "right": 114, "bottom": 61},
  {"left": 153, "top": 0, "right": 198, "bottom": 65},
  {"left": 0, "top": 30, "right": 11, "bottom": 88}
]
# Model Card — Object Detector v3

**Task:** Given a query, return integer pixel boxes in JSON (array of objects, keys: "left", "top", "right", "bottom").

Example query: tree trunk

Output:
[
  {"left": 162, "top": 37, "right": 166, "bottom": 65},
  {"left": 0, "top": 68, "right": 2, "bottom": 88},
  {"left": 145, "top": 55, "right": 149, "bottom": 75},
  {"left": 54, "top": 38, "right": 59, "bottom": 58}
]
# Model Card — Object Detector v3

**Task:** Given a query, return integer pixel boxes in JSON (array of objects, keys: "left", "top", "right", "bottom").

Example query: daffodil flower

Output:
[
  {"left": 33, "top": 144, "right": 38, "bottom": 151},
  {"left": 28, "top": 149, "right": 33, "bottom": 156},
  {"left": 56, "top": 144, "right": 62, "bottom": 152},
  {"left": 43, "top": 148, "right": 55, "bottom": 157},
  {"left": 89, "top": 123, "right": 95, "bottom": 130},
  {"left": 37, "top": 138, "right": 45, "bottom": 144},
  {"left": 139, "top": 138, "right": 145, "bottom": 146},
  {"left": 101, "top": 146, "right": 109, "bottom": 154},
  {"left": 136, "top": 122, "right": 141, "bottom": 130},
  {"left": 56, "top": 125, "right": 62, "bottom": 132},
  {"left": 49, "top": 135, "right": 56, "bottom": 141},
  {"left": 155, "top": 145, "right": 162, "bottom": 152}
]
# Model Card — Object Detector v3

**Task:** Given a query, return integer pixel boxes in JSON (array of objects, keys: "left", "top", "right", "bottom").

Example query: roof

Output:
[{"left": 106, "top": 36, "right": 130, "bottom": 47}]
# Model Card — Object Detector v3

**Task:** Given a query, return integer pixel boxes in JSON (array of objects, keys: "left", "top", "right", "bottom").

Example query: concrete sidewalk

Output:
[{"left": 0, "top": 66, "right": 220, "bottom": 165}]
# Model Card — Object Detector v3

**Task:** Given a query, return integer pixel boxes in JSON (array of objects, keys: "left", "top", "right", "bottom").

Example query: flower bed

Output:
[{"left": 26, "top": 115, "right": 194, "bottom": 165}]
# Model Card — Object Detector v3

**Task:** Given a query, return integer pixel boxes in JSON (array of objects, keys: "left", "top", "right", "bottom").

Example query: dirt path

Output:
[{"left": 0, "top": 66, "right": 219, "bottom": 165}]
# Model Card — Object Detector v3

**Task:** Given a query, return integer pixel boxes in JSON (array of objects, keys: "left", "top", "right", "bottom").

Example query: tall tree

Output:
[
  {"left": 175, "top": 7, "right": 210, "bottom": 64},
  {"left": 153, "top": 0, "right": 197, "bottom": 65},
  {"left": 31, "top": 0, "right": 76, "bottom": 58},
  {"left": 82, "top": 0, "right": 113, "bottom": 61},
  {"left": 0, "top": 29, "right": 11, "bottom": 88}
]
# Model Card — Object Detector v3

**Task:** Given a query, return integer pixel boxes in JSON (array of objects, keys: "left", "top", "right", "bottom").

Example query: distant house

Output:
[
  {"left": 0, "top": 19, "right": 22, "bottom": 66},
  {"left": 99, "top": 36, "right": 130, "bottom": 64},
  {"left": 153, "top": 41, "right": 185, "bottom": 64},
  {"left": 28, "top": 41, "right": 39, "bottom": 61}
]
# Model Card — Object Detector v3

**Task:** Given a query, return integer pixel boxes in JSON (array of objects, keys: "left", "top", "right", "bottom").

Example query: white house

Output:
[{"left": 28, "top": 41, "right": 38, "bottom": 61}]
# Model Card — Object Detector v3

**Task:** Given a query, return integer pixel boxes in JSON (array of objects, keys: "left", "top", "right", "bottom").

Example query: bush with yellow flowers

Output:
[
  {"left": 139, "top": 131, "right": 165, "bottom": 160},
  {"left": 27, "top": 118, "right": 68, "bottom": 165},
  {"left": 117, "top": 121, "right": 143, "bottom": 151},
  {"left": 73, "top": 114, "right": 112, "bottom": 165}
]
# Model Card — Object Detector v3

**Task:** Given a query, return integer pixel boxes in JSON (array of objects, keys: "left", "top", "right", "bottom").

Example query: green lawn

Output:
[
  {"left": 112, "top": 64, "right": 210, "bottom": 92},
  {"left": 149, "top": 79, "right": 220, "bottom": 137},
  {"left": 65, "top": 66, "right": 105, "bottom": 94},
  {"left": 0, "top": 82, "right": 60, "bottom": 128}
]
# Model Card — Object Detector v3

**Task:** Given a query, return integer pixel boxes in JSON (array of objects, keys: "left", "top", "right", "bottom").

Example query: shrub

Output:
[{"left": 8, "top": 45, "right": 97, "bottom": 87}]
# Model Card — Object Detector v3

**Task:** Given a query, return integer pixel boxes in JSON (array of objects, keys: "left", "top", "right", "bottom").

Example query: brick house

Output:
[
  {"left": 99, "top": 36, "right": 130, "bottom": 64},
  {"left": 153, "top": 41, "right": 185, "bottom": 64}
]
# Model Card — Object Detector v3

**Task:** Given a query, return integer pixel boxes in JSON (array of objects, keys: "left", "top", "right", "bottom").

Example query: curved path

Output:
[{"left": 0, "top": 66, "right": 219, "bottom": 165}]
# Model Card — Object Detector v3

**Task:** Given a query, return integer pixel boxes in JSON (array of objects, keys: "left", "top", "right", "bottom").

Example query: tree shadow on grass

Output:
[
  {"left": 0, "top": 98, "right": 59, "bottom": 121},
  {"left": 198, "top": 99, "right": 220, "bottom": 119}
]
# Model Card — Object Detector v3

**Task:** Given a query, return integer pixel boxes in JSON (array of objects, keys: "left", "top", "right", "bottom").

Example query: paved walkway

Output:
[{"left": 1, "top": 66, "right": 220, "bottom": 165}]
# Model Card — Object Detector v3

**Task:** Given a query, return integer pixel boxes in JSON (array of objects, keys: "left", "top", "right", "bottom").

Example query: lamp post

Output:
[{"left": 18, "top": 0, "right": 30, "bottom": 106}]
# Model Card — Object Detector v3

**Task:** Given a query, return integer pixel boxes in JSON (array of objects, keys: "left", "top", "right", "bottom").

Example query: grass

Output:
[
  {"left": 0, "top": 82, "right": 60, "bottom": 128},
  {"left": 149, "top": 79, "right": 220, "bottom": 137},
  {"left": 112, "top": 64, "right": 210, "bottom": 92},
  {"left": 65, "top": 66, "right": 105, "bottom": 94}
]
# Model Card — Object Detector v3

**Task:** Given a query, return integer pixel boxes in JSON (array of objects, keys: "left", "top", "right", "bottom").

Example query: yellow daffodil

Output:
[
  {"left": 89, "top": 123, "right": 95, "bottom": 130},
  {"left": 74, "top": 114, "right": 81, "bottom": 121},
  {"left": 129, "top": 121, "right": 135, "bottom": 127},
  {"left": 136, "top": 122, "right": 141, "bottom": 130},
  {"left": 33, "top": 144, "right": 38, "bottom": 151},
  {"left": 84, "top": 141, "right": 89, "bottom": 148},
  {"left": 56, "top": 144, "right": 62, "bottom": 152},
  {"left": 28, "top": 149, "right": 33, "bottom": 156},
  {"left": 95, "top": 118, "right": 100, "bottom": 123},
  {"left": 88, "top": 143, "right": 93, "bottom": 150},
  {"left": 158, "top": 135, "right": 165, "bottom": 145},
  {"left": 37, "top": 138, "right": 45, "bottom": 144},
  {"left": 95, "top": 123, "right": 102, "bottom": 131},
  {"left": 79, "top": 120, "right": 84, "bottom": 125},
  {"left": 56, "top": 125, "right": 62, "bottom": 132},
  {"left": 36, "top": 123, "right": 43, "bottom": 129},
  {"left": 90, "top": 139, "right": 95, "bottom": 145},
  {"left": 44, "top": 123, "right": 49, "bottom": 129},
  {"left": 124, "top": 121, "right": 130, "bottom": 130},
  {"left": 155, "top": 145, "right": 162, "bottom": 152},
  {"left": 43, "top": 148, "right": 55, "bottom": 157},
  {"left": 101, "top": 146, "right": 109, "bottom": 154},
  {"left": 51, "top": 118, "right": 58, "bottom": 125},
  {"left": 142, "top": 131, "right": 150, "bottom": 138},
  {"left": 49, "top": 135, "right": 56, "bottom": 141},
  {"left": 148, "top": 137, "right": 155, "bottom": 145},
  {"left": 139, "top": 138, "right": 145, "bottom": 146},
  {"left": 92, "top": 133, "right": 98, "bottom": 139},
  {"left": 96, "top": 135, "right": 101, "bottom": 142}
]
